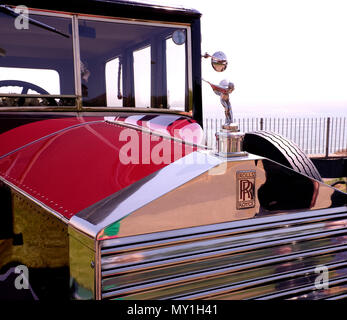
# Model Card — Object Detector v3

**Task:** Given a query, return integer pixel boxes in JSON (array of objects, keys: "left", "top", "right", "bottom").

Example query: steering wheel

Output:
[{"left": 0, "top": 80, "right": 57, "bottom": 106}]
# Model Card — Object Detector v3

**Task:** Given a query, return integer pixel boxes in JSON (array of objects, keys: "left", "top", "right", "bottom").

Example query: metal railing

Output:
[{"left": 203, "top": 117, "right": 347, "bottom": 158}]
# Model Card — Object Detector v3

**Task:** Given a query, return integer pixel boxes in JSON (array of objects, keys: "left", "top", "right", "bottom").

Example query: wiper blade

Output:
[{"left": 0, "top": 4, "right": 70, "bottom": 38}]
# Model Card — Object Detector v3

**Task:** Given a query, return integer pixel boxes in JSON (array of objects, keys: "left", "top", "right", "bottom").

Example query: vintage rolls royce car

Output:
[{"left": 0, "top": 0, "right": 346, "bottom": 300}]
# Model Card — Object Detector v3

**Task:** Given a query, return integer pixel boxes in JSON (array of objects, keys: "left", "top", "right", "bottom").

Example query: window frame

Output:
[
  {"left": 0, "top": 8, "right": 193, "bottom": 111},
  {"left": 77, "top": 14, "right": 193, "bottom": 112},
  {"left": 0, "top": 9, "right": 79, "bottom": 106}
]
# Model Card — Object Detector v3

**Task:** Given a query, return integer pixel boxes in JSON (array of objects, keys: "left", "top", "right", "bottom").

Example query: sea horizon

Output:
[
  {"left": 202, "top": 106, "right": 347, "bottom": 119},
  {"left": 202, "top": 105, "right": 347, "bottom": 155}
]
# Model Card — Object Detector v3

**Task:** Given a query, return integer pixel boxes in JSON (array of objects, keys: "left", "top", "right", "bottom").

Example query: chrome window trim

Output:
[
  {"left": 186, "top": 23, "right": 193, "bottom": 109},
  {"left": 0, "top": 106, "right": 194, "bottom": 114},
  {"left": 0, "top": 94, "right": 77, "bottom": 99},
  {"left": 72, "top": 14, "right": 82, "bottom": 109},
  {"left": 19, "top": 8, "right": 73, "bottom": 19},
  {"left": 75, "top": 13, "right": 192, "bottom": 28}
]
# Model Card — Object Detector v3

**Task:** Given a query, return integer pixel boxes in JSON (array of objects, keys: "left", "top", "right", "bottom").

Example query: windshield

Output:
[
  {"left": 79, "top": 18, "right": 190, "bottom": 111},
  {"left": 0, "top": 9, "right": 192, "bottom": 111},
  {"left": 0, "top": 11, "right": 75, "bottom": 106}
]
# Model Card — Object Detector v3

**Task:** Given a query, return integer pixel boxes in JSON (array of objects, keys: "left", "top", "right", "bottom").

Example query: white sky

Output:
[
  {"left": 2, "top": 1, "right": 347, "bottom": 118},
  {"left": 182, "top": 0, "right": 347, "bottom": 117}
]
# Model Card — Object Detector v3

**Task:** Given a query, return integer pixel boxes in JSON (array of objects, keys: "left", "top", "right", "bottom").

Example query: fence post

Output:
[
  {"left": 260, "top": 118, "right": 264, "bottom": 131},
  {"left": 325, "top": 117, "right": 331, "bottom": 158}
]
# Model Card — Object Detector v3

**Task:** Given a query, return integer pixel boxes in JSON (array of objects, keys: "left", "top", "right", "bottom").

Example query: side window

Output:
[
  {"left": 166, "top": 37, "right": 186, "bottom": 111},
  {"left": 105, "top": 58, "right": 123, "bottom": 107},
  {"left": 105, "top": 46, "right": 152, "bottom": 108},
  {"left": 80, "top": 18, "right": 190, "bottom": 110},
  {"left": 133, "top": 46, "right": 151, "bottom": 108}
]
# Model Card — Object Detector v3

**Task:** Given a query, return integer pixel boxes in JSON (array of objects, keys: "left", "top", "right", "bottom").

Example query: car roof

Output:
[
  {"left": 96, "top": 0, "right": 199, "bottom": 13},
  {"left": 3, "top": 0, "right": 201, "bottom": 22}
]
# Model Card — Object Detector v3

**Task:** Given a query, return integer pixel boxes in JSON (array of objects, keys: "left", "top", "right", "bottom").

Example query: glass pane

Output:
[
  {"left": 166, "top": 38, "right": 186, "bottom": 111},
  {"left": 0, "top": 67, "right": 60, "bottom": 94},
  {"left": 0, "top": 12, "right": 74, "bottom": 98},
  {"left": 78, "top": 18, "right": 189, "bottom": 110},
  {"left": 133, "top": 46, "right": 151, "bottom": 108},
  {"left": 105, "top": 58, "right": 123, "bottom": 107}
]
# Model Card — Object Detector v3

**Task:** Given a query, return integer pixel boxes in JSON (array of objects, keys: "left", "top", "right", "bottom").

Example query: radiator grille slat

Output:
[{"left": 99, "top": 207, "right": 347, "bottom": 300}]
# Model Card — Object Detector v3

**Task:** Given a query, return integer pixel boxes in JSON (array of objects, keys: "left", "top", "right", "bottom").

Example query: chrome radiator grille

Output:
[{"left": 99, "top": 207, "right": 347, "bottom": 300}]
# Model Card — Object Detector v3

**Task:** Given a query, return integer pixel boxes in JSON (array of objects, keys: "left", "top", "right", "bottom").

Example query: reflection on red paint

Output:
[{"left": 0, "top": 119, "right": 196, "bottom": 219}]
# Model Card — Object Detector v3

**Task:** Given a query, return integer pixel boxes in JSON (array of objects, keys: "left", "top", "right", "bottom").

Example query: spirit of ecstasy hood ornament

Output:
[
  {"left": 203, "top": 79, "right": 235, "bottom": 130},
  {"left": 202, "top": 52, "right": 247, "bottom": 157}
]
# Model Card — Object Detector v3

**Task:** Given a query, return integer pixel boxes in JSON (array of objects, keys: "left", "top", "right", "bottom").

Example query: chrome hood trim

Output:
[
  {"left": 69, "top": 149, "right": 346, "bottom": 239},
  {"left": 69, "top": 151, "right": 223, "bottom": 238}
]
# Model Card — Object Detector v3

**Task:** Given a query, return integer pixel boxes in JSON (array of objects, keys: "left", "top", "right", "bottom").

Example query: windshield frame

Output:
[{"left": 0, "top": 7, "right": 193, "bottom": 113}]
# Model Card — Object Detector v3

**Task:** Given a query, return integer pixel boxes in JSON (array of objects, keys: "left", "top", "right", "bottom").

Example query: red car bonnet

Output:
[{"left": 0, "top": 116, "right": 199, "bottom": 219}]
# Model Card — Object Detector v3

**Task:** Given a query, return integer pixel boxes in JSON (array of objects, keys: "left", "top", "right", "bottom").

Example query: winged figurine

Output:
[{"left": 204, "top": 79, "right": 235, "bottom": 127}]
